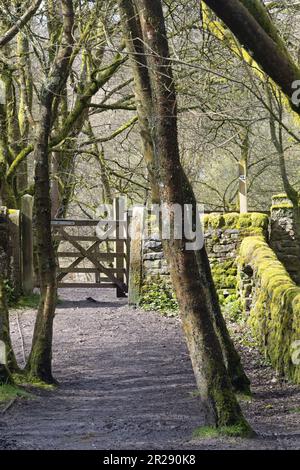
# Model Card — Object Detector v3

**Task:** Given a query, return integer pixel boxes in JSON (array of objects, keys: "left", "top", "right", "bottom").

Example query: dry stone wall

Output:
[
  {"left": 237, "top": 236, "right": 300, "bottom": 384},
  {"left": 141, "top": 212, "right": 269, "bottom": 297}
]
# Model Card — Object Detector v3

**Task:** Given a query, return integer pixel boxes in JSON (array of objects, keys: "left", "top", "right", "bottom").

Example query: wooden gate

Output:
[{"left": 52, "top": 200, "right": 129, "bottom": 297}]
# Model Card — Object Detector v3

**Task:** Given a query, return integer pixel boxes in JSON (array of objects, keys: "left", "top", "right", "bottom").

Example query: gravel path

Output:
[{"left": 0, "top": 288, "right": 300, "bottom": 450}]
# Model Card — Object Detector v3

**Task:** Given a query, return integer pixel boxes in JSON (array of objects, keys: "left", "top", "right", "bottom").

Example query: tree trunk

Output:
[
  {"left": 118, "top": 0, "right": 160, "bottom": 204},
  {"left": 25, "top": 99, "right": 58, "bottom": 383},
  {"left": 25, "top": 0, "right": 74, "bottom": 384},
  {"left": 180, "top": 170, "right": 251, "bottom": 393},
  {"left": 0, "top": 97, "right": 17, "bottom": 208},
  {"left": 119, "top": 0, "right": 250, "bottom": 395},
  {"left": 135, "top": 0, "right": 252, "bottom": 430}
]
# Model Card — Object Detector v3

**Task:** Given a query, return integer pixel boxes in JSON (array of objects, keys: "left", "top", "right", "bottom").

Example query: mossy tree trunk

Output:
[
  {"left": 0, "top": 82, "right": 18, "bottom": 208},
  {"left": 25, "top": 94, "right": 59, "bottom": 383},
  {"left": 16, "top": 29, "right": 34, "bottom": 194},
  {"left": 181, "top": 170, "right": 251, "bottom": 394},
  {"left": 0, "top": 3, "right": 37, "bottom": 209},
  {"left": 202, "top": 0, "right": 300, "bottom": 112},
  {"left": 0, "top": 277, "right": 19, "bottom": 374},
  {"left": 118, "top": 0, "right": 160, "bottom": 204},
  {"left": 119, "top": 0, "right": 250, "bottom": 395},
  {"left": 25, "top": 0, "right": 74, "bottom": 384},
  {"left": 134, "top": 0, "right": 252, "bottom": 430}
]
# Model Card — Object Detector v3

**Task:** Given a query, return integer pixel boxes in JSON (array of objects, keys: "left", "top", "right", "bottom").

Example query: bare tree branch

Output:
[{"left": 0, "top": 0, "right": 42, "bottom": 48}]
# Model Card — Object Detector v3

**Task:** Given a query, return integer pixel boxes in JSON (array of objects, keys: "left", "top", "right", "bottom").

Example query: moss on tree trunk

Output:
[
  {"left": 25, "top": 0, "right": 75, "bottom": 384},
  {"left": 0, "top": 278, "right": 19, "bottom": 373},
  {"left": 135, "top": 0, "right": 252, "bottom": 431},
  {"left": 119, "top": 0, "right": 250, "bottom": 395}
]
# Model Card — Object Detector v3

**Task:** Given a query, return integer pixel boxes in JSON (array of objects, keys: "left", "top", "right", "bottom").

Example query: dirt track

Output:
[{"left": 0, "top": 288, "right": 300, "bottom": 450}]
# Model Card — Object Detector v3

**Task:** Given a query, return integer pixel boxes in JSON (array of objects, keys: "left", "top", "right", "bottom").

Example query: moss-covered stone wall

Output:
[
  {"left": 238, "top": 236, "right": 300, "bottom": 384},
  {"left": 137, "top": 207, "right": 300, "bottom": 384},
  {"left": 142, "top": 213, "right": 268, "bottom": 288},
  {"left": 140, "top": 212, "right": 269, "bottom": 311},
  {"left": 204, "top": 212, "right": 268, "bottom": 295}
]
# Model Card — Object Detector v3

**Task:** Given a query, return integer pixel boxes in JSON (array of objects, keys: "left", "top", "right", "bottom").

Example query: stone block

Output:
[
  {"left": 143, "top": 252, "right": 164, "bottom": 260},
  {"left": 144, "top": 239, "right": 162, "bottom": 251}
]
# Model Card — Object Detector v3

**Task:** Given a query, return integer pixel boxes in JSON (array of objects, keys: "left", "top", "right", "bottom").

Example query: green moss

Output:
[
  {"left": 13, "top": 293, "right": 40, "bottom": 309},
  {"left": 11, "top": 293, "right": 62, "bottom": 310},
  {"left": 12, "top": 371, "right": 56, "bottom": 390},
  {"left": 193, "top": 422, "right": 254, "bottom": 439},
  {"left": 236, "top": 393, "right": 253, "bottom": 403},
  {"left": 219, "top": 422, "right": 254, "bottom": 437},
  {"left": 223, "top": 213, "right": 239, "bottom": 227},
  {"left": 271, "top": 203, "right": 293, "bottom": 210},
  {"left": 235, "top": 213, "right": 269, "bottom": 233},
  {"left": 4, "top": 282, "right": 40, "bottom": 309},
  {"left": 211, "top": 259, "right": 237, "bottom": 291},
  {"left": 238, "top": 236, "right": 300, "bottom": 384},
  {"left": 249, "top": 213, "right": 269, "bottom": 229},
  {"left": 273, "top": 193, "right": 289, "bottom": 199},
  {"left": 271, "top": 193, "right": 294, "bottom": 209},
  {"left": 25, "top": 378, "right": 56, "bottom": 390},
  {"left": 0, "top": 384, "right": 31, "bottom": 402},
  {"left": 192, "top": 426, "right": 219, "bottom": 439},
  {"left": 204, "top": 213, "right": 225, "bottom": 229},
  {"left": 204, "top": 212, "right": 268, "bottom": 236}
]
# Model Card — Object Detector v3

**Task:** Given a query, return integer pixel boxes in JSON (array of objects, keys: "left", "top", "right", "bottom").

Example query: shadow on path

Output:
[{"left": 1, "top": 288, "right": 300, "bottom": 450}]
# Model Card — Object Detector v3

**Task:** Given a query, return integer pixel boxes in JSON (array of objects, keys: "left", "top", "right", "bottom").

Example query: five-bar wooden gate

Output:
[{"left": 52, "top": 200, "right": 129, "bottom": 297}]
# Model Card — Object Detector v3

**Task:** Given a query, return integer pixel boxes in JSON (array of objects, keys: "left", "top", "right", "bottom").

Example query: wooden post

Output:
[
  {"left": 8, "top": 209, "right": 21, "bottom": 297},
  {"left": 239, "top": 159, "right": 248, "bottom": 214},
  {"left": 21, "top": 195, "right": 34, "bottom": 295},
  {"left": 114, "top": 197, "right": 126, "bottom": 297},
  {"left": 0, "top": 340, "right": 6, "bottom": 366},
  {"left": 128, "top": 205, "right": 144, "bottom": 307}
]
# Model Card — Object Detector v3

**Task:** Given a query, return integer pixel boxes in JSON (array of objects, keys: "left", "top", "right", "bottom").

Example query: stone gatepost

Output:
[{"left": 128, "top": 206, "right": 145, "bottom": 306}]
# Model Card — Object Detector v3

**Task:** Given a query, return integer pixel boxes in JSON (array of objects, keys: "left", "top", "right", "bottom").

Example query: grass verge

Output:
[
  {"left": 13, "top": 293, "right": 40, "bottom": 309},
  {"left": 0, "top": 384, "right": 31, "bottom": 402}
]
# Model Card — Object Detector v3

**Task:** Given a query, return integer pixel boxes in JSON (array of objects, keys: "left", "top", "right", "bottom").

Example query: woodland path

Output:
[{"left": 0, "top": 288, "right": 300, "bottom": 450}]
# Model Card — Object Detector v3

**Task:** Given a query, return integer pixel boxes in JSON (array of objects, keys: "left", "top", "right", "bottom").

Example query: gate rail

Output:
[{"left": 51, "top": 200, "right": 129, "bottom": 297}]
